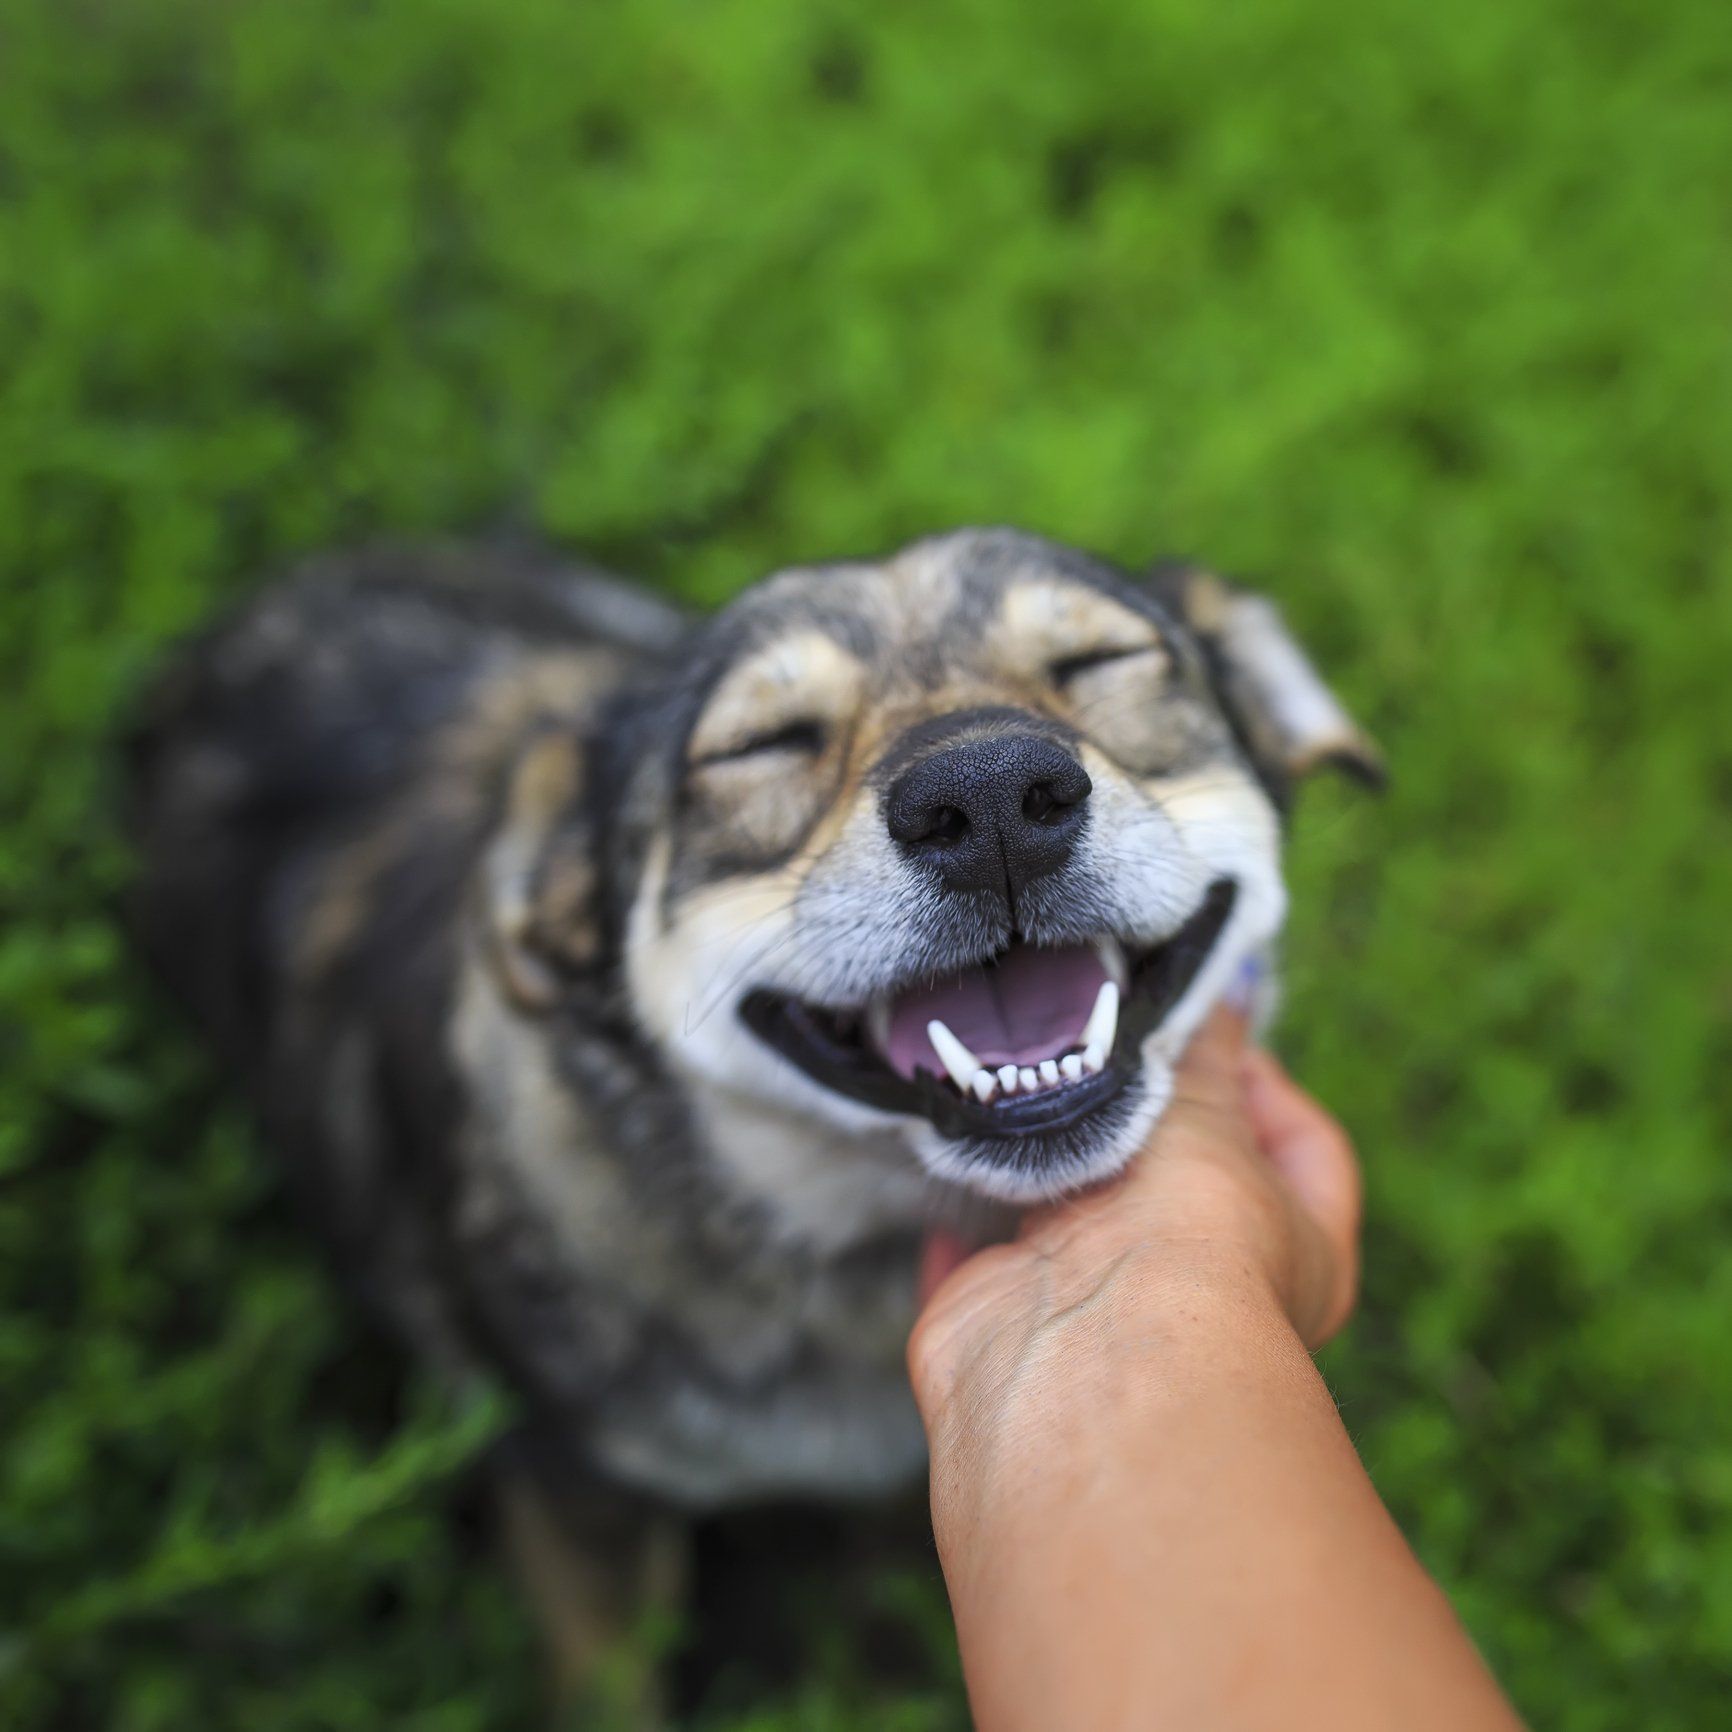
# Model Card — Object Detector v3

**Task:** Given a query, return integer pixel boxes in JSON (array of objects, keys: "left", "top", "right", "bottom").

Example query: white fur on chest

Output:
[{"left": 588, "top": 1359, "right": 927, "bottom": 1509}]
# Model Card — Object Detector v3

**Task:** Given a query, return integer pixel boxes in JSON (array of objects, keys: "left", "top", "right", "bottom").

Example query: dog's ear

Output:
[
  {"left": 479, "top": 728, "right": 602, "bottom": 1012},
  {"left": 1151, "top": 564, "right": 1385, "bottom": 797}
]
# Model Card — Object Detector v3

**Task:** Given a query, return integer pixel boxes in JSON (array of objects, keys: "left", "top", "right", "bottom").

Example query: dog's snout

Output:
[{"left": 886, "top": 734, "right": 1091, "bottom": 899}]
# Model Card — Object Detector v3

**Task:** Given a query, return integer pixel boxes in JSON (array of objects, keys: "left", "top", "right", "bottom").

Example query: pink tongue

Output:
[{"left": 878, "top": 944, "right": 1109, "bottom": 1080}]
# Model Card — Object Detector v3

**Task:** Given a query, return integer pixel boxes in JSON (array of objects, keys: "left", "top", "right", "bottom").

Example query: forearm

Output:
[{"left": 929, "top": 1266, "right": 1522, "bottom": 1732}]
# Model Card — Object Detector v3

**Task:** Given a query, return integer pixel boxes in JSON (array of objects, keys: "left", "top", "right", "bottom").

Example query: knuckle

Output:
[{"left": 905, "top": 1317, "right": 951, "bottom": 1407}]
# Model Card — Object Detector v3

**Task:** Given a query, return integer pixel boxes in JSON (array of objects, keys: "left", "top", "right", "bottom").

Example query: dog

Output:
[{"left": 126, "top": 527, "right": 1380, "bottom": 1695}]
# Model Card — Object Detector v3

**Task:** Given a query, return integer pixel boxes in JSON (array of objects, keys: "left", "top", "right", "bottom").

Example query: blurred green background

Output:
[{"left": 3, "top": 0, "right": 1730, "bottom": 1724}]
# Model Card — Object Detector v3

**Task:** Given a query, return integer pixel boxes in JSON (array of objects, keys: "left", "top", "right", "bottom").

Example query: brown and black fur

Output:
[{"left": 126, "top": 528, "right": 1378, "bottom": 1700}]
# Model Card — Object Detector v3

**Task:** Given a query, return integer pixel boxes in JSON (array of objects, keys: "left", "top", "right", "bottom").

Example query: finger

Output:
[
  {"left": 917, "top": 1227, "right": 974, "bottom": 1308},
  {"left": 1242, "top": 1052, "right": 1364, "bottom": 1342},
  {"left": 1243, "top": 1049, "right": 1362, "bottom": 1259}
]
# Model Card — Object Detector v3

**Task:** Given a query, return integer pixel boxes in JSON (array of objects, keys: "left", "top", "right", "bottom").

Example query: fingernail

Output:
[{"left": 1223, "top": 955, "right": 1264, "bottom": 1014}]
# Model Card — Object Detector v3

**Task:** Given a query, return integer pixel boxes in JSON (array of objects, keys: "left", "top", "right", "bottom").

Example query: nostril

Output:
[
  {"left": 923, "top": 805, "right": 969, "bottom": 846},
  {"left": 887, "top": 792, "right": 972, "bottom": 848},
  {"left": 1022, "top": 765, "right": 1091, "bottom": 826},
  {"left": 1022, "top": 782, "right": 1061, "bottom": 824}
]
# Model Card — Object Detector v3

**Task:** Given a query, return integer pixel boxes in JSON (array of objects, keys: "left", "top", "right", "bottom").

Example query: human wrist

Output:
[{"left": 922, "top": 1246, "right": 1304, "bottom": 1548}]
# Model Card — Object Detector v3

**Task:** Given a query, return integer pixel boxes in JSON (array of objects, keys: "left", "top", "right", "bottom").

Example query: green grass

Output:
[{"left": 3, "top": 0, "right": 1730, "bottom": 1723}]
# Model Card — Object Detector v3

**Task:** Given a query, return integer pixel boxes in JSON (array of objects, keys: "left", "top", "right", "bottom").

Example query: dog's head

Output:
[{"left": 490, "top": 529, "right": 1379, "bottom": 1204}]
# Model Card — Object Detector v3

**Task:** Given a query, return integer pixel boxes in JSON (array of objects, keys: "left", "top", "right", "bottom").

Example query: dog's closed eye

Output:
[
  {"left": 686, "top": 629, "right": 865, "bottom": 771},
  {"left": 693, "top": 718, "right": 829, "bottom": 766},
  {"left": 1047, "top": 644, "right": 1165, "bottom": 688}
]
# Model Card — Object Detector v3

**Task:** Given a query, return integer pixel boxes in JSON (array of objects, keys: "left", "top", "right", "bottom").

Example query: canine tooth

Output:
[
  {"left": 1060, "top": 1053, "right": 1084, "bottom": 1082},
  {"left": 1082, "top": 1042, "right": 1106, "bottom": 1074},
  {"left": 1093, "top": 936, "right": 1129, "bottom": 991},
  {"left": 1081, "top": 979, "right": 1120, "bottom": 1060},
  {"left": 1039, "top": 1059, "right": 1060, "bottom": 1087},
  {"left": 1019, "top": 1066, "right": 1040, "bottom": 1093},
  {"left": 927, "top": 1018, "right": 983, "bottom": 1094},
  {"left": 971, "top": 1070, "right": 998, "bottom": 1103},
  {"left": 866, "top": 998, "right": 892, "bottom": 1052},
  {"left": 997, "top": 1064, "right": 1020, "bottom": 1094}
]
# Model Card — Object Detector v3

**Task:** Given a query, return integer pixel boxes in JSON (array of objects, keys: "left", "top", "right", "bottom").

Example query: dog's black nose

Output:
[{"left": 886, "top": 734, "right": 1091, "bottom": 900}]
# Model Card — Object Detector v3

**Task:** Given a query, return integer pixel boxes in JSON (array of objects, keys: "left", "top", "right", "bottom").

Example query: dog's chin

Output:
[{"left": 908, "top": 1058, "right": 1171, "bottom": 1203}]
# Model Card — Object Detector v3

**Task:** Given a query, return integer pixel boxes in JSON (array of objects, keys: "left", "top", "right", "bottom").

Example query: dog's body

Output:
[{"left": 128, "top": 528, "right": 1376, "bottom": 1679}]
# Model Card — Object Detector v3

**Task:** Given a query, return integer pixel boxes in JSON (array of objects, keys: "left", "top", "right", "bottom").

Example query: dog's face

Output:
[{"left": 591, "top": 530, "right": 1380, "bottom": 1203}]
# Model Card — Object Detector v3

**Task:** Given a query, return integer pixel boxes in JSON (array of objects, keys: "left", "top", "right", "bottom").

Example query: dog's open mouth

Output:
[{"left": 740, "top": 879, "right": 1237, "bottom": 1139}]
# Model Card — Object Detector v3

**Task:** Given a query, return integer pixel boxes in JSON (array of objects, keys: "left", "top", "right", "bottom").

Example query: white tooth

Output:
[
  {"left": 1081, "top": 979, "right": 1120, "bottom": 1060},
  {"left": 1019, "top": 1066, "right": 1040, "bottom": 1093},
  {"left": 1039, "top": 1059, "right": 1060, "bottom": 1087},
  {"left": 927, "top": 1018, "right": 983, "bottom": 1094},
  {"left": 997, "top": 1064, "right": 1020, "bottom": 1094},
  {"left": 971, "top": 1070, "right": 998, "bottom": 1102},
  {"left": 1060, "top": 1053, "right": 1085, "bottom": 1082},
  {"left": 866, "top": 997, "right": 892, "bottom": 1052},
  {"left": 1082, "top": 1042, "right": 1106, "bottom": 1074},
  {"left": 1093, "top": 936, "right": 1129, "bottom": 991}
]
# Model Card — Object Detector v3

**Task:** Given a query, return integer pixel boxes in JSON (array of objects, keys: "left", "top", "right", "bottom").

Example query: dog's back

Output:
[
  {"left": 128, "top": 546, "right": 678, "bottom": 1049},
  {"left": 125, "top": 545, "right": 682, "bottom": 1344}
]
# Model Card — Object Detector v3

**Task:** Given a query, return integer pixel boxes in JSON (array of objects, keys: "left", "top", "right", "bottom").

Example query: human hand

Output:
[
  {"left": 908, "top": 1006, "right": 1362, "bottom": 1469},
  {"left": 905, "top": 1016, "right": 1525, "bottom": 1732}
]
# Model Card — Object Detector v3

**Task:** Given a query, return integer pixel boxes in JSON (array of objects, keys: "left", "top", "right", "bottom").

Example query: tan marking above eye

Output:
[
  {"left": 993, "top": 577, "right": 1165, "bottom": 681},
  {"left": 687, "top": 630, "right": 867, "bottom": 765}
]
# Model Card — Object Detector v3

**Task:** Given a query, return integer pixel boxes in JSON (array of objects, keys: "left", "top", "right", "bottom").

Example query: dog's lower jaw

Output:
[
  {"left": 910, "top": 1059, "right": 1172, "bottom": 1204},
  {"left": 900, "top": 929, "right": 1282, "bottom": 1203},
  {"left": 687, "top": 1024, "right": 1168, "bottom": 1213}
]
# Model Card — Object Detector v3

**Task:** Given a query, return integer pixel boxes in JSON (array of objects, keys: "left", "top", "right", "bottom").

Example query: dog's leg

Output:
[{"left": 495, "top": 1460, "right": 687, "bottom": 1729}]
